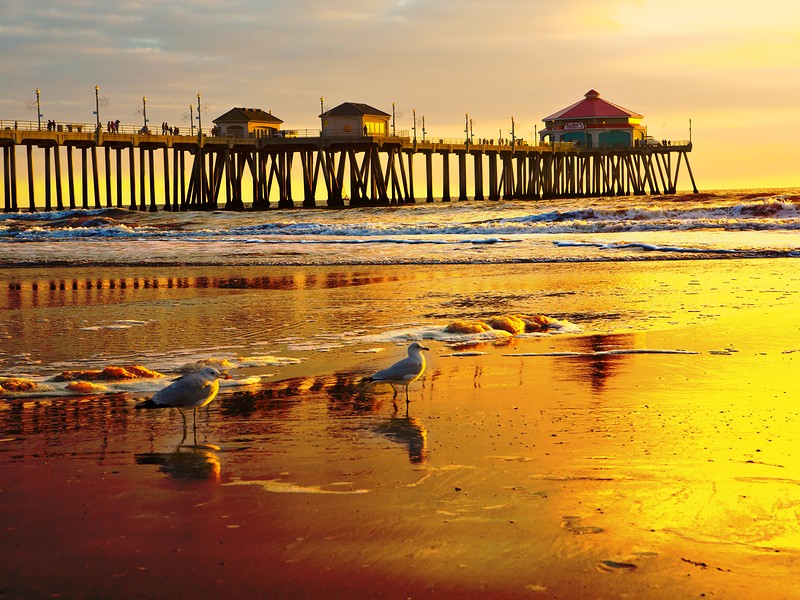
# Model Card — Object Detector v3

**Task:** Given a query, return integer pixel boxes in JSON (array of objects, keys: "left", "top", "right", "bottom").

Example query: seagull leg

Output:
[
  {"left": 178, "top": 408, "right": 187, "bottom": 435},
  {"left": 390, "top": 383, "right": 398, "bottom": 400},
  {"left": 405, "top": 385, "right": 410, "bottom": 404}
]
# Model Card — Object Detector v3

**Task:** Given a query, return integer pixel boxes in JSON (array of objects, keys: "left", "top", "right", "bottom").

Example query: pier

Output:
[{"left": 0, "top": 122, "right": 697, "bottom": 212}]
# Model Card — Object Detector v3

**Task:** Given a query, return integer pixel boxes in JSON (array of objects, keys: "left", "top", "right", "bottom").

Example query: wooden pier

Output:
[{"left": 0, "top": 126, "right": 697, "bottom": 212}]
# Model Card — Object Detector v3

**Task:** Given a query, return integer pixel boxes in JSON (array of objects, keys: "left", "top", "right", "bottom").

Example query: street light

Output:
[
  {"left": 469, "top": 118, "right": 474, "bottom": 143},
  {"left": 189, "top": 104, "right": 194, "bottom": 136},
  {"left": 392, "top": 102, "right": 396, "bottom": 136},
  {"left": 142, "top": 96, "right": 148, "bottom": 132},
  {"left": 511, "top": 116, "right": 516, "bottom": 148},
  {"left": 465, "top": 113, "right": 469, "bottom": 144},
  {"left": 94, "top": 85, "right": 100, "bottom": 131},
  {"left": 36, "top": 88, "right": 41, "bottom": 131},
  {"left": 412, "top": 108, "right": 416, "bottom": 143},
  {"left": 422, "top": 115, "right": 426, "bottom": 142},
  {"left": 197, "top": 93, "right": 202, "bottom": 137},
  {"left": 320, "top": 96, "right": 324, "bottom": 114}
]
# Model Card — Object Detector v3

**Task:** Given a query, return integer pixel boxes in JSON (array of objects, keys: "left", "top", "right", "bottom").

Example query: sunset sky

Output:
[{"left": 2, "top": 0, "right": 799, "bottom": 191}]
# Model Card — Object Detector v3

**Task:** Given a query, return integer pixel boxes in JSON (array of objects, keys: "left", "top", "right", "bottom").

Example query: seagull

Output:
[
  {"left": 136, "top": 366, "right": 231, "bottom": 432},
  {"left": 368, "top": 342, "right": 429, "bottom": 404}
]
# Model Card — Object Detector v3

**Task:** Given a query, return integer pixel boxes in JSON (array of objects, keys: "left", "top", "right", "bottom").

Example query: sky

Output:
[{"left": 2, "top": 0, "right": 799, "bottom": 191}]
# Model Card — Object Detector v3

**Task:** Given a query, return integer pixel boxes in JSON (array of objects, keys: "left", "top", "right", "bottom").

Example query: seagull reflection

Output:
[
  {"left": 375, "top": 412, "right": 428, "bottom": 463},
  {"left": 135, "top": 435, "right": 221, "bottom": 481}
]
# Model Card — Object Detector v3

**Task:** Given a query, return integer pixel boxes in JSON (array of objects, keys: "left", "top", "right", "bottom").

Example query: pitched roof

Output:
[
  {"left": 320, "top": 102, "right": 391, "bottom": 118},
  {"left": 213, "top": 107, "right": 284, "bottom": 124},
  {"left": 543, "top": 90, "right": 643, "bottom": 121}
]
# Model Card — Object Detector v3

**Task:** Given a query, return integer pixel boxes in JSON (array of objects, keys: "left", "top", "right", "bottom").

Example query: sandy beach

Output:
[{"left": 1, "top": 258, "right": 799, "bottom": 599}]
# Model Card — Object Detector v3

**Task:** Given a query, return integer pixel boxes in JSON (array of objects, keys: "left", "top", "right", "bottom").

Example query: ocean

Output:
[{"left": 1, "top": 189, "right": 798, "bottom": 266}]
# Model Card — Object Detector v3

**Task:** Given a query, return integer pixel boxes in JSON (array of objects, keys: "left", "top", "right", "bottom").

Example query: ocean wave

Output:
[
  {"left": 1, "top": 196, "right": 799, "bottom": 242},
  {"left": 554, "top": 241, "right": 741, "bottom": 254}
]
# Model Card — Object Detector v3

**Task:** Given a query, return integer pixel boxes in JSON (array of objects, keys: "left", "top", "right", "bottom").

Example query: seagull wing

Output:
[
  {"left": 151, "top": 373, "right": 219, "bottom": 408},
  {"left": 371, "top": 356, "right": 424, "bottom": 384}
]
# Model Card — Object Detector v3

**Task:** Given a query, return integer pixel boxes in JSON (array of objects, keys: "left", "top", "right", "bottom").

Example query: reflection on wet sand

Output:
[
  {"left": 1, "top": 269, "right": 403, "bottom": 310},
  {"left": 564, "top": 333, "right": 636, "bottom": 391},
  {"left": 135, "top": 443, "right": 221, "bottom": 481},
  {"left": 374, "top": 412, "right": 428, "bottom": 463}
]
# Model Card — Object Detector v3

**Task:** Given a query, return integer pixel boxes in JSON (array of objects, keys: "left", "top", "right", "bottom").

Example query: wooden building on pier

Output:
[
  {"left": 212, "top": 108, "right": 283, "bottom": 137},
  {"left": 320, "top": 103, "right": 391, "bottom": 138}
]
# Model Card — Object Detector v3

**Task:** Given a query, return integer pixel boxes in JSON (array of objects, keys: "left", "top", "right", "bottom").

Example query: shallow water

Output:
[{"left": 2, "top": 259, "right": 800, "bottom": 597}]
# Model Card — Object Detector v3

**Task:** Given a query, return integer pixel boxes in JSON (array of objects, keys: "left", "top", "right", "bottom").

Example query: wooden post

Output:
[
  {"left": 2, "top": 146, "right": 9, "bottom": 212},
  {"left": 148, "top": 149, "right": 157, "bottom": 211},
  {"left": 425, "top": 152, "right": 434, "bottom": 203},
  {"left": 406, "top": 151, "right": 415, "bottom": 203},
  {"left": 91, "top": 145, "right": 101, "bottom": 208},
  {"left": 473, "top": 152, "right": 484, "bottom": 200},
  {"left": 457, "top": 152, "right": 468, "bottom": 201},
  {"left": 26, "top": 144, "right": 36, "bottom": 212},
  {"left": 139, "top": 147, "right": 147, "bottom": 210},
  {"left": 66, "top": 146, "right": 76, "bottom": 209},
  {"left": 171, "top": 147, "right": 179, "bottom": 211},
  {"left": 44, "top": 146, "right": 52, "bottom": 211},
  {"left": 163, "top": 147, "right": 171, "bottom": 211},
  {"left": 488, "top": 152, "right": 499, "bottom": 200},
  {"left": 81, "top": 147, "right": 89, "bottom": 209},
  {"left": 441, "top": 151, "right": 451, "bottom": 202},
  {"left": 104, "top": 146, "right": 112, "bottom": 207},
  {"left": 128, "top": 146, "right": 137, "bottom": 210}
]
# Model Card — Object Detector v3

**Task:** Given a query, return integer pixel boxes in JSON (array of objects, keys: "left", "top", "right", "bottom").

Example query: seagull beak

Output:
[{"left": 221, "top": 373, "right": 232, "bottom": 380}]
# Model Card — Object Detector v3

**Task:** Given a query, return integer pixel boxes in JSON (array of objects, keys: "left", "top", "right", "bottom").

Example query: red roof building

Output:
[{"left": 539, "top": 90, "right": 646, "bottom": 148}]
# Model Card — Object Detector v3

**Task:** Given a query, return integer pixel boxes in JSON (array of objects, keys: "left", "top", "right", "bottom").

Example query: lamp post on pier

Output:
[
  {"left": 392, "top": 102, "right": 396, "bottom": 136},
  {"left": 412, "top": 108, "right": 417, "bottom": 143},
  {"left": 469, "top": 118, "right": 474, "bottom": 143},
  {"left": 197, "top": 93, "right": 202, "bottom": 137},
  {"left": 94, "top": 85, "right": 100, "bottom": 132},
  {"left": 142, "top": 96, "right": 148, "bottom": 133},
  {"left": 320, "top": 96, "right": 324, "bottom": 114},
  {"left": 36, "top": 88, "right": 41, "bottom": 131},
  {"left": 465, "top": 113, "right": 469, "bottom": 145},
  {"left": 189, "top": 105, "right": 194, "bottom": 136},
  {"left": 422, "top": 115, "right": 426, "bottom": 142},
  {"left": 511, "top": 116, "right": 516, "bottom": 149}
]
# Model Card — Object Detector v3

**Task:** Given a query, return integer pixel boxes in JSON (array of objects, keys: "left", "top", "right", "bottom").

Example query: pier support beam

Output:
[
  {"left": 25, "top": 144, "right": 35, "bottom": 212},
  {"left": 425, "top": 152, "right": 434, "bottom": 203},
  {"left": 457, "top": 152, "right": 468, "bottom": 201},
  {"left": 473, "top": 152, "right": 484, "bottom": 200},
  {"left": 441, "top": 152, "right": 451, "bottom": 202}
]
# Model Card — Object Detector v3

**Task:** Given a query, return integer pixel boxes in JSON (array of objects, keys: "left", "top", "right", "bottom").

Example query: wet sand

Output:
[{"left": 2, "top": 260, "right": 800, "bottom": 599}]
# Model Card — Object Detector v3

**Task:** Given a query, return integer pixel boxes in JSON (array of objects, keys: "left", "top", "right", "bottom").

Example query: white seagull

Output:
[
  {"left": 137, "top": 366, "right": 231, "bottom": 431},
  {"left": 368, "top": 342, "right": 429, "bottom": 404}
]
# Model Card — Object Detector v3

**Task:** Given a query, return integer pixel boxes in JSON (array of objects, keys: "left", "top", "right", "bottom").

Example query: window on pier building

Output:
[{"left": 365, "top": 121, "right": 387, "bottom": 135}]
